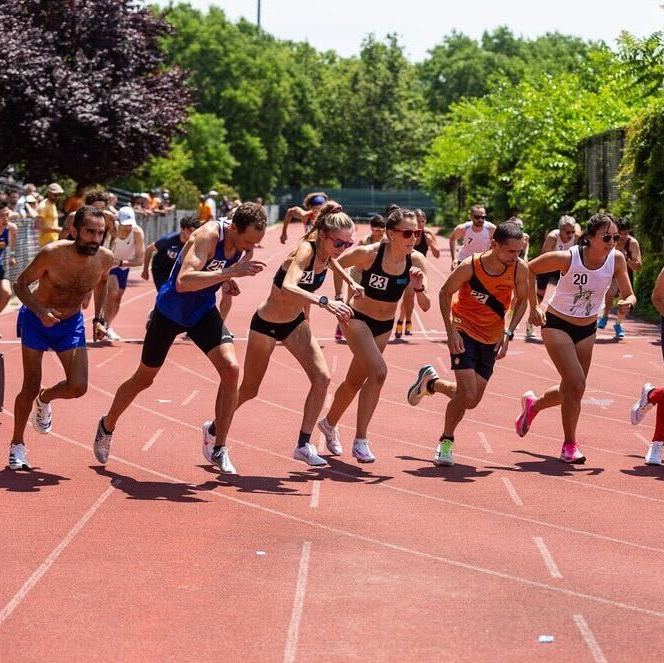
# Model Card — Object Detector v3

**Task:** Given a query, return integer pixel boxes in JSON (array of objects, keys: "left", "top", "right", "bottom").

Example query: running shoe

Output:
[
  {"left": 614, "top": 323, "right": 625, "bottom": 339},
  {"left": 407, "top": 364, "right": 439, "bottom": 406},
  {"left": 212, "top": 445, "right": 237, "bottom": 475},
  {"left": 105, "top": 327, "right": 121, "bottom": 341},
  {"left": 525, "top": 323, "right": 536, "bottom": 340},
  {"left": 405, "top": 320, "right": 413, "bottom": 336},
  {"left": 559, "top": 441, "right": 586, "bottom": 464},
  {"left": 8, "top": 443, "right": 31, "bottom": 470},
  {"left": 94, "top": 417, "right": 113, "bottom": 464},
  {"left": 334, "top": 324, "right": 343, "bottom": 342},
  {"left": 630, "top": 383, "right": 654, "bottom": 425},
  {"left": 293, "top": 443, "right": 328, "bottom": 466},
  {"left": 317, "top": 417, "right": 342, "bottom": 455},
  {"left": 434, "top": 438, "right": 454, "bottom": 466},
  {"left": 515, "top": 390, "right": 537, "bottom": 437},
  {"left": 597, "top": 316, "right": 608, "bottom": 329},
  {"left": 31, "top": 393, "right": 52, "bottom": 434},
  {"left": 394, "top": 320, "right": 403, "bottom": 339},
  {"left": 352, "top": 439, "right": 375, "bottom": 463},
  {"left": 202, "top": 420, "right": 216, "bottom": 462},
  {"left": 645, "top": 441, "right": 663, "bottom": 466}
]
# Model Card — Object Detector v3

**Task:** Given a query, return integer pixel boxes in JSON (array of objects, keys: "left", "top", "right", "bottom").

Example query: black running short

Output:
[
  {"left": 141, "top": 307, "right": 233, "bottom": 368},
  {"left": 249, "top": 311, "right": 306, "bottom": 342},
  {"left": 350, "top": 309, "right": 394, "bottom": 338},
  {"left": 542, "top": 310, "right": 596, "bottom": 344},
  {"left": 450, "top": 331, "right": 496, "bottom": 380},
  {"left": 536, "top": 271, "right": 560, "bottom": 293}
]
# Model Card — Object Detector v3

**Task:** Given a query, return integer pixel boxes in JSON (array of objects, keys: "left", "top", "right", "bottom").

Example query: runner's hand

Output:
[
  {"left": 529, "top": 305, "right": 546, "bottom": 327},
  {"left": 40, "top": 309, "right": 62, "bottom": 327},
  {"left": 93, "top": 321, "right": 107, "bottom": 342},
  {"left": 409, "top": 266, "right": 424, "bottom": 290},
  {"left": 494, "top": 335, "right": 510, "bottom": 360},
  {"left": 325, "top": 300, "right": 353, "bottom": 324},
  {"left": 280, "top": 232, "right": 287, "bottom": 245},
  {"left": 141, "top": 269, "right": 149, "bottom": 281},
  {"left": 229, "top": 260, "right": 266, "bottom": 278},
  {"left": 616, "top": 299, "right": 633, "bottom": 316},
  {"left": 222, "top": 279, "right": 241, "bottom": 296},
  {"left": 447, "top": 328, "right": 465, "bottom": 355},
  {"left": 348, "top": 282, "right": 364, "bottom": 299},
  {"left": 450, "top": 260, "right": 459, "bottom": 272}
]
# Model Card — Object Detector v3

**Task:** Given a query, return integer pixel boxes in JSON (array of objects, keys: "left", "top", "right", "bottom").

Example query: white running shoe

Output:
[
  {"left": 31, "top": 393, "right": 52, "bottom": 434},
  {"left": 202, "top": 420, "right": 216, "bottom": 462},
  {"left": 8, "top": 443, "right": 31, "bottom": 470},
  {"left": 434, "top": 439, "right": 454, "bottom": 466},
  {"left": 645, "top": 441, "right": 663, "bottom": 466},
  {"left": 407, "top": 364, "right": 439, "bottom": 406},
  {"left": 317, "top": 417, "right": 342, "bottom": 455},
  {"left": 212, "top": 446, "right": 237, "bottom": 475},
  {"left": 631, "top": 383, "right": 655, "bottom": 425},
  {"left": 105, "top": 327, "right": 121, "bottom": 341},
  {"left": 94, "top": 417, "right": 113, "bottom": 464},
  {"left": 352, "top": 439, "right": 375, "bottom": 463},
  {"left": 293, "top": 443, "right": 328, "bottom": 466}
]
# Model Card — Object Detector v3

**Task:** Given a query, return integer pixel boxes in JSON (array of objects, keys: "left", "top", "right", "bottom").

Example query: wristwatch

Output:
[
  {"left": 504, "top": 329, "right": 514, "bottom": 340},
  {"left": 318, "top": 295, "right": 329, "bottom": 308},
  {"left": 413, "top": 286, "right": 425, "bottom": 293}
]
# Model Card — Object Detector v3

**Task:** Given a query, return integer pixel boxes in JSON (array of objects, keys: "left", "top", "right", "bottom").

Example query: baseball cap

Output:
[
  {"left": 208, "top": 190, "right": 219, "bottom": 196},
  {"left": 47, "top": 182, "right": 64, "bottom": 194},
  {"left": 118, "top": 206, "right": 136, "bottom": 226},
  {"left": 25, "top": 194, "right": 37, "bottom": 203}
]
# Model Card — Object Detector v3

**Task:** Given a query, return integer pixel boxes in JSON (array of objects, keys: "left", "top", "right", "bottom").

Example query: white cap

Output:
[
  {"left": 208, "top": 190, "right": 219, "bottom": 196},
  {"left": 118, "top": 206, "right": 136, "bottom": 226}
]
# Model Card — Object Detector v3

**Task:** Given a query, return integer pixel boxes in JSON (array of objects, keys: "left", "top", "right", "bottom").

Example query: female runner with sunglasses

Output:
[
  {"left": 202, "top": 202, "right": 361, "bottom": 468},
  {"left": 515, "top": 213, "right": 636, "bottom": 463},
  {"left": 318, "top": 207, "right": 430, "bottom": 462}
]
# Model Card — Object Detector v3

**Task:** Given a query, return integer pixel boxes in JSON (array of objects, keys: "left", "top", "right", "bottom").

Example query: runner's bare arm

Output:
[
  {"left": 92, "top": 251, "right": 114, "bottom": 340},
  {"left": 280, "top": 206, "right": 306, "bottom": 243},
  {"left": 627, "top": 238, "right": 642, "bottom": 272},
  {"left": 337, "top": 244, "right": 377, "bottom": 271},
  {"left": 613, "top": 251, "right": 637, "bottom": 313},
  {"left": 425, "top": 229, "right": 441, "bottom": 258},
  {"left": 410, "top": 252, "right": 431, "bottom": 311},
  {"left": 329, "top": 257, "right": 363, "bottom": 299},
  {"left": 13, "top": 248, "right": 61, "bottom": 322},
  {"left": 439, "top": 258, "right": 472, "bottom": 354},
  {"left": 651, "top": 267, "right": 664, "bottom": 317},
  {"left": 527, "top": 250, "right": 572, "bottom": 276},
  {"left": 540, "top": 232, "right": 557, "bottom": 254},
  {"left": 59, "top": 212, "right": 75, "bottom": 239},
  {"left": 8, "top": 222, "right": 17, "bottom": 265},
  {"left": 448, "top": 225, "right": 463, "bottom": 267},
  {"left": 142, "top": 242, "right": 157, "bottom": 279}
]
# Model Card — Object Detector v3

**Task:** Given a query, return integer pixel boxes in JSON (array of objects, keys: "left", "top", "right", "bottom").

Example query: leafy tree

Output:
[{"left": 0, "top": 0, "right": 190, "bottom": 183}]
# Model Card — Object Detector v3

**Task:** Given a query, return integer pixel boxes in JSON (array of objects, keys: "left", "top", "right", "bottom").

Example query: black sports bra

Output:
[
  {"left": 273, "top": 241, "right": 327, "bottom": 293},
  {"left": 359, "top": 242, "right": 412, "bottom": 303}
]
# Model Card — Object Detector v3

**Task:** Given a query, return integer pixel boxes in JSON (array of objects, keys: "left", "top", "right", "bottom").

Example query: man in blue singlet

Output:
[{"left": 93, "top": 203, "right": 267, "bottom": 475}]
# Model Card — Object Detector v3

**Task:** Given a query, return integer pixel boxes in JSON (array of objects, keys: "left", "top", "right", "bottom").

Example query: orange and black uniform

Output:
[{"left": 450, "top": 253, "right": 516, "bottom": 379}]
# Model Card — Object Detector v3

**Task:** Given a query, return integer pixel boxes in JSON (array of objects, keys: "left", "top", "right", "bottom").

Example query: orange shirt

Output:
[
  {"left": 198, "top": 202, "right": 213, "bottom": 222},
  {"left": 63, "top": 195, "right": 85, "bottom": 214},
  {"left": 452, "top": 253, "right": 516, "bottom": 344}
]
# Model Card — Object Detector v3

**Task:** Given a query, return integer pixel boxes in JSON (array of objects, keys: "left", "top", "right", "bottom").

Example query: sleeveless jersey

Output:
[
  {"left": 112, "top": 227, "right": 137, "bottom": 261},
  {"left": 552, "top": 229, "right": 576, "bottom": 252},
  {"left": 273, "top": 241, "right": 327, "bottom": 293},
  {"left": 360, "top": 242, "right": 412, "bottom": 303},
  {"left": 549, "top": 245, "right": 615, "bottom": 318},
  {"left": 452, "top": 253, "right": 516, "bottom": 344},
  {"left": 415, "top": 231, "right": 429, "bottom": 257},
  {"left": 457, "top": 221, "right": 493, "bottom": 261},
  {"left": 0, "top": 226, "right": 9, "bottom": 259},
  {"left": 156, "top": 220, "right": 243, "bottom": 326}
]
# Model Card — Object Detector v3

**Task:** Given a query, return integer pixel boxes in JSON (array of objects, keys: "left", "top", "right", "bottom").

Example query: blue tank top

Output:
[
  {"left": 0, "top": 227, "right": 9, "bottom": 259},
  {"left": 272, "top": 241, "right": 327, "bottom": 293},
  {"left": 156, "top": 220, "right": 243, "bottom": 326},
  {"left": 360, "top": 241, "right": 412, "bottom": 303}
]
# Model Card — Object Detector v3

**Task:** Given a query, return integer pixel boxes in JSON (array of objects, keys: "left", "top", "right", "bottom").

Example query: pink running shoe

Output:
[
  {"left": 334, "top": 324, "right": 343, "bottom": 342},
  {"left": 560, "top": 441, "right": 586, "bottom": 464},
  {"left": 515, "top": 390, "right": 537, "bottom": 437}
]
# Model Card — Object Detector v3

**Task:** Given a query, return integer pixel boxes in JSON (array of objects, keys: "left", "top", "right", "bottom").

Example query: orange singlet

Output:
[{"left": 452, "top": 253, "right": 516, "bottom": 344}]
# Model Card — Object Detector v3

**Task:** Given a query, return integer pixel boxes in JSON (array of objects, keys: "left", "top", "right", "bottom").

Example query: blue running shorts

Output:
[
  {"left": 17, "top": 305, "right": 86, "bottom": 353},
  {"left": 109, "top": 266, "right": 130, "bottom": 290}
]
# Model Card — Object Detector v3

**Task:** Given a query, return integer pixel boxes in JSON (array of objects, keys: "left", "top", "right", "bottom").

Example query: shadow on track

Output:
[
  {"left": 621, "top": 465, "right": 664, "bottom": 482},
  {"left": 0, "top": 467, "right": 70, "bottom": 492},
  {"left": 397, "top": 455, "right": 494, "bottom": 483},
  {"left": 493, "top": 450, "right": 604, "bottom": 476}
]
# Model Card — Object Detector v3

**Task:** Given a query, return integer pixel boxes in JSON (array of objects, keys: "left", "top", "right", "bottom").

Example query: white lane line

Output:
[
  {"left": 573, "top": 614, "right": 608, "bottom": 663},
  {"left": 635, "top": 431, "right": 651, "bottom": 446},
  {"left": 181, "top": 390, "right": 199, "bottom": 406},
  {"left": 543, "top": 359, "right": 556, "bottom": 372},
  {"left": 533, "top": 537, "right": 562, "bottom": 578},
  {"left": 142, "top": 428, "right": 164, "bottom": 452},
  {"left": 331, "top": 355, "right": 338, "bottom": 373},
  {"left": 283, "top": 541, "right": 312, "bottom": 663},
  {"left": 0, "top": 485, "right": 116, "bottom": 626},
  {"left": 310, "top": 482, "right": 321, "bottom": 508},
  {"left": 478, "top": 431, "right": 492, "bottom": 453},
  {"left": 95, "top": 351, "right": 124, "bottom": 369},
  {"left": 501, "top": 477, "right": 523, "bottom": 506}
]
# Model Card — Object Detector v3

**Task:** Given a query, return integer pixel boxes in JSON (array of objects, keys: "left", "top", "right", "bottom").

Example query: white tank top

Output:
[
  {"left": 457, "top": 221, "right": 492, "bottom": 261},
  {"left": 552, "top": 229, "right": 576, "bottom": 251},
  {"left": 549, "top": 245, "right": 615, "bottom": 318},
  {"left": 113, "top": 227, "right": 137, "bottom": 261}
]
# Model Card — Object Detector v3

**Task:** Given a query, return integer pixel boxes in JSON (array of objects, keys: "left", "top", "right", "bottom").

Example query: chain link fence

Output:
[{"left": 577, "top": 128, "right": 625, "bottom": 207}]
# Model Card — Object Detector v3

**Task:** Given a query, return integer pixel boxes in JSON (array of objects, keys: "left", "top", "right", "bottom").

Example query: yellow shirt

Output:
[{"left": 37, "top": 200, "right": 60, "bottom": 246}]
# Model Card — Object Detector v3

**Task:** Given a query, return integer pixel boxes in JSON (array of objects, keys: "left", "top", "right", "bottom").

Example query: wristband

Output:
[
  {"left": 334, "top": 294, "right": 344, "bottom": 301},
  {"left": 93, "top": 316, "right": 106, "bottom": 326},
  {"left": 413, "top": 286, "right": 425, "bottom": 293}
]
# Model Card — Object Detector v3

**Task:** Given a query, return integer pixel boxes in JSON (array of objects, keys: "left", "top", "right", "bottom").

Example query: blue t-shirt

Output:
[
  {"left": 152, "top": 231, "right": 184, "bottom": 283},
  {"left": 156, "top": 221, "right": 243, "bottom": 326}
]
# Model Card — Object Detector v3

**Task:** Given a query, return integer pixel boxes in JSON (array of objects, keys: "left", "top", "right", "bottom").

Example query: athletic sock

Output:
[
  {"left": 297, "top": 431, "right": 312, "bottom": 448},
  {"left": 208, "top": 421, "right": 216, "bottom": 436},
  {"left": 439, "top": 434, "right": 454, "bottom": 442},
  {"left": 648, "top": 387, "right": 664, "bottom": 406},
  {"left": 426, "top": 378, "right": 438, "bottom": 394},
  {"left": 212, "top": 444, "right": 222, "bottom": 454}
]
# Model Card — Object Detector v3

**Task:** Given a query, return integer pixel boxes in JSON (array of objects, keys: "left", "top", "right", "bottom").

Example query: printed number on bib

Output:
[
  {"left": 369, "top": 274, "right": 388, "bottom": 290},
  {"left": 299, "top": 270, "right": 314, "bottom": 285},
  {"left": 206, "top": 259, "right": 227, "bottom": 272},
  {"left": 572, "top": 273, "right": 588, "bottom": 286},
  {"left": 471, "top": 289, "right": 489, "bottom": 304}
]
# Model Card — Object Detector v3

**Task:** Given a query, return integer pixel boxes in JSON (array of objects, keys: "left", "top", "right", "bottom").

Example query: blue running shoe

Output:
[
  {"left": 597, "top": 316, "right": 608, "bottom": 329},
  {"left": 614, "top": 323, "right": 625, "bottom": 339}
]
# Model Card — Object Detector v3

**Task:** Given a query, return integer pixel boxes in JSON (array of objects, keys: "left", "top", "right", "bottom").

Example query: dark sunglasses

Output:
[
  {"left": 329, "top": 237, "right": 354, "bottom": 249},
  {"left": 390, "top": 229, "right": 423, "bottom": 239},
  {"left": 602, "top": 233, "right": 621, "bottom": 243},
  {"left": 473, "top": 214, "right": 487, "bottom": 220},
  {"left": 370, "top": 221, "right": 386, "bottom": 229}
]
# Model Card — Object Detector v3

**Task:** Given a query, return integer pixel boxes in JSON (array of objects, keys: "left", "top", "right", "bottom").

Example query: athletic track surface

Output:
[{"left": 1, "top": 224, "right": 663, "bottom": 662}]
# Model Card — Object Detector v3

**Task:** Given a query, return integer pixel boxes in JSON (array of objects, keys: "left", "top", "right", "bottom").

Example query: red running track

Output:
[{"left": 1, "top": 224, "right": 663, "bottom": 661}]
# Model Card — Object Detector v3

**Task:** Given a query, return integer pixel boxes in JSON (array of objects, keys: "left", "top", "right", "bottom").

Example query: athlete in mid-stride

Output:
[
  {"left": 407, "top": 221, "right": 528, "bottom": 466},
  {"left": 93, "top": 203, "right": 267, "bottom": 475},
  {"left": 9, "top": 206, "right": 112, "bottom": 470},
  {"left": 516, "top": 213, "right": 636, "bottom": 463}
]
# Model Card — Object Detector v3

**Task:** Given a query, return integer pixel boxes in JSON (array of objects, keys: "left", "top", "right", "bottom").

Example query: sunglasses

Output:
[
  {"left": 390, "top": 229, "right": 423, "bottom": 239},
  {"left": 329, "top": 237, "right": 354, "bottom": 249},
  {"left": 473, "top": 215, "right": 487, "bottom": 220},
  {"left": 601, "top": 233, "right": 621, "bottom": 243}
]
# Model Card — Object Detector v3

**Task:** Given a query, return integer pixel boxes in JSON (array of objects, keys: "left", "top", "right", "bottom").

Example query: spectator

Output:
[
  {"left": 159, "top": 190, "right": 175, "bottom": 215},
  {"left": 147, "top": 189, "right": 164, "bottom": 216},
  {"left": 36, "top": 182, "right": 64, "bottom": 246},
  {"left": 220, "top": 195, "right": 232, "bottom": 217},
  {"left": 198, "top": 195, "right": 213, "bottom": 222},
  {"left": 6, "top": 190, "right": 20, "bottom": 216},
  {"left": 206, "top": 190, "right": 218, "bottom": 220},
  {"left": 62, "top": 183, "right": 87, "bottom": 215},
  {"left": 107, "top": 193, "right": 119, "bottom": 216}
]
